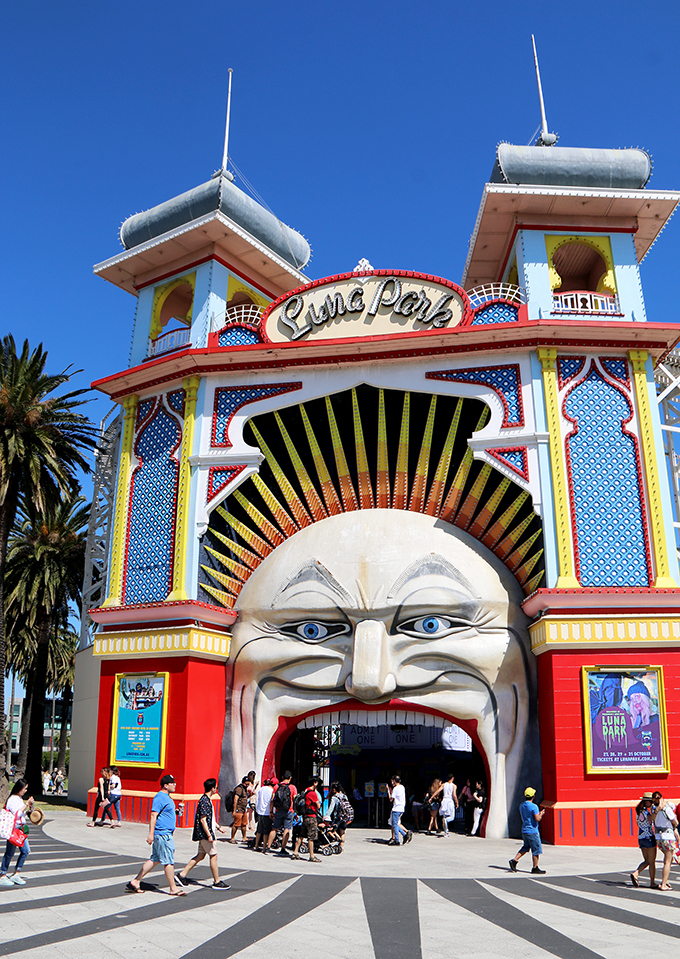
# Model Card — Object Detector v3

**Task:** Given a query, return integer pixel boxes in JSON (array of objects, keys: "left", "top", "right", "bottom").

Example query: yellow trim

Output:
[
  {"left": 102, "top": 396, "right": 139, "bottom": 607},
  {"left": 167, "top": 377, "right": 200, "bottom": 601},
  {"left": 94, "top": 626, "right": 230, "bottom": 661},
  {"left": 226, "top": 275, "right": 270, "bottom": 312},
  {"left": 110, "top": 672, "right": 169, "bottom": 769},
  {"left": 537, "top": 348, "right": 580, "bottom": 588},
  {"left": 581, "top": 666, "right": 670, "bottom": 774},
  {"left": 545, "top": 234, "right": 617, "bottom": 295},
  {"left": 150, "top": 273, "right": 196, "bottom": 341},
  {"left": 629, "top": 350, "right": 677, "bottom": 587},
  {"left": 530, "top": 614, "right": 680, "bottom": 653}
]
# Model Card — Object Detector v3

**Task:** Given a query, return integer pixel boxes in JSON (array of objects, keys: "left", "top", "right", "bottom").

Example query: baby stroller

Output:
[{"left": 300, "top": 819, "right": 342, "bottom": 856}]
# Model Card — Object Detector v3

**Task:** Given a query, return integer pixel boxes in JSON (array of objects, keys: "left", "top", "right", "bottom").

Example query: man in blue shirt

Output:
[
  {"left": 508, "top": 787, "right": 546, "bottom": 874},
  {"left": 126, "top": 774, "right": 186, "bottom": 895}
]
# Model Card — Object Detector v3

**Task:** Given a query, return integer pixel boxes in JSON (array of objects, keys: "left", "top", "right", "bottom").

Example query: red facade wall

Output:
[{"left": 94, "top": 656, "right": 226, "bottom": 797}]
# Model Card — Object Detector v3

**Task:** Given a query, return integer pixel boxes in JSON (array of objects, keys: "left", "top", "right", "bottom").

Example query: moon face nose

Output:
[{"left": 345, "top": 619, "right": 396, "bottom": 701}]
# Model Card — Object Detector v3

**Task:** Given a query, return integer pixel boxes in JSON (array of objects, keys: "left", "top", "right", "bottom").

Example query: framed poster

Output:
[
  {"left": 111, "top": 673, "right": 169, "bottom": 767},
  {"left": 582, "top": 666, "right": 670, "bottom": 774}
]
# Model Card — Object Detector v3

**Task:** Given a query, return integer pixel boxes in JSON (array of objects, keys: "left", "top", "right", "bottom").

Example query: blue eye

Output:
[
  {"left": 280, "top": 621, "right": 350, "bottom": 644},
  {"left": 413, "top": 616, "right": 451, "bottom": 635},
  {"left": 297, "top": 622, "right": 328, "bottom": 641}
]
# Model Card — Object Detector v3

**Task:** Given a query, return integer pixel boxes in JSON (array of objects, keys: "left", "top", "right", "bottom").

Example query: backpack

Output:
[
  {"left": 273, "top": 783, "right": 292, "bottom": 811},
  {"left": 335, "top": 794, "right": 354, "bottom": 825},
  {"left": 223, "top": 788, "right": 236, "bottom": 811},
  {"left": 293, "top": 792, "right": 307, "bottom": 816}
]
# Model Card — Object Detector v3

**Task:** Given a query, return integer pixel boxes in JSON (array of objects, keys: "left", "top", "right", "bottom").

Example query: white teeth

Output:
[{"left": 296, "top": 708, "right": 449, "bottom": 729}]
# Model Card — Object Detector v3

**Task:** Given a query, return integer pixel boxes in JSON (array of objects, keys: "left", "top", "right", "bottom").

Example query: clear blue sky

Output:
[{"left": 3, "top": 1, "right": 680, "bottom": 704}]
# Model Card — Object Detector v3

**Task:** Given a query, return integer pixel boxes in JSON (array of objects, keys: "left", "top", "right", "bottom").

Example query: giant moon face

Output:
[{"left": 221, "top": 509, "right": 540, "bottom": 838}]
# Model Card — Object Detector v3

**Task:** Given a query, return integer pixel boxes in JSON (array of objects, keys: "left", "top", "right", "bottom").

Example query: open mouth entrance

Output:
[{"left": 272, "top": 705, "right": 488, "bottom": 834}]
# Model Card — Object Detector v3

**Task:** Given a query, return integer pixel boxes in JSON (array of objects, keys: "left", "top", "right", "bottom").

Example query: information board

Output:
[{"left": 111, "top": 673, "right": 168, "bottom": 767}]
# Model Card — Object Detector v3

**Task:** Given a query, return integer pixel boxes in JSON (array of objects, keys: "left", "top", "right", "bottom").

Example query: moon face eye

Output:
[
  {"left": 280, "top": 621, "right": 350, "bottom": 644},
  {"left": 414, "top": 616, "right": 451, "bottom": 635},
  {"left": 299, "top": 622, "right": 327, "bottom": 640}
]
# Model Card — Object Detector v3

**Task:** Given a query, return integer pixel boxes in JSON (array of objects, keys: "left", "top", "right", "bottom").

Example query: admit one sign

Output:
[{"left": 263, "top": 271, "right": 469, "bottom": 343}]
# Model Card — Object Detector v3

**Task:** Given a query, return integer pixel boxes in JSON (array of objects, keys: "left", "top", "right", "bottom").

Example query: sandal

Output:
[
  {"left": 309, "top": 856, "right": 321, "bottom": 863},
  {"left": 651, "top": 883, "right": 660, "bottom": 889},
  {"left": 169, "top": 889, "right": 187, "bottom": 896},
  {"left": 290, "top": 854, "right": 301, "bottom": 860},
  {"left": 125, "top": 883, "right": 145, "bottom": 894},
  {"left": 630, "top": 873, "right": 639, "bottom": 887},
  {"left": 659, "top": 884, "right": 673, "bottom": 891}
]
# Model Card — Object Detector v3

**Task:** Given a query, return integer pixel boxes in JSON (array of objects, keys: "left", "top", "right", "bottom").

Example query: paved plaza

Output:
[{"left": 1, "top": 811, "right": 679, "bottom": 959}]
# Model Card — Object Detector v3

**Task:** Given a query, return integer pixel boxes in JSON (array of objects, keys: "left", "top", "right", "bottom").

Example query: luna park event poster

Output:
[
  {"left": 585, "top": 669, "right": 665, "bottom": 771},
  {"left": 114, "top": 675, "right": 166, "bottom": 765}
]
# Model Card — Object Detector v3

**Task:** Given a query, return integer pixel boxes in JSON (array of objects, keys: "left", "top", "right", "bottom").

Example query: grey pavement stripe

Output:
[
  {"left": 0, "top": 862, "right": 141, "bottom": 890},
  {"left": 424, "top": 879, "right": 603, "bottom": 959},
  {"left": 361, "top": 878, "right": 421, "bottom": 959},
  {"left": 484, "top": 877, "right": 680, "bottom": 940},
  {"left": 0, "top": 870, "right": 294, "bottom": 956},
  {"left": 25, "top": 855, "right": 139, "bottom": 870},
  {"left": 179, "top": 875, "right": 355, "bottom": 959},
  {"left": 548, "top": 874, "right": 680, "bottom": 909}
]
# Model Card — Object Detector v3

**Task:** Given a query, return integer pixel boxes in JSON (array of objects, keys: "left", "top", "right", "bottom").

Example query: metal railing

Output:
[
  {"left": 466, "top": 283, "right": 526, "bottom": 308},
  {"left": 148, "top": 327, "right": 191, "bottom": 357},
  {"left": 213, "top": 303, "right": 264, "bottom": 332},
  {"left": 552, "top": 291, "right": 621, "bottom": 314}
]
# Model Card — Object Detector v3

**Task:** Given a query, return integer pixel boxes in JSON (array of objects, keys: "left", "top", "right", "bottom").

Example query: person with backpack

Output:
[
  {"left": 229, "top": 776, "right": 250, "bottom": 844},
  {"left": 291, "top": 777, "right": 322, "bottom": 862},
  {"left": 325, "top": 781, "right": 353, "bottom": 851},
  {"left": 266, "top": 771, "right": 295, "bottom": 855},
  {"left": 253, "top": 779, "right": 274, "bottom": 852},
  {"left": 174, "top": 778, "right": 231, "bottom": 890}
]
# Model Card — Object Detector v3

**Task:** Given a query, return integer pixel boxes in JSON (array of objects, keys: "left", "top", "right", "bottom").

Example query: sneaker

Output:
[
  {"left": 404, "top": 831, "right": 413, "bottom": 844},
  {"left": 174, "top": 872, "right": 187, "bottom": 887},
  {"left": 0, "top": 876, "right": 13, "bottom": 886},
  {"left": 212, "top": 880, "right": 231, "bottom": 890},
  {"left": 531, "top": 866, "right": 546, "bottom": 875},
  {"left": 10, "top": 875, "right": 26, "bottom": 885},
  {"left": 508, "top": 859, "right": 517, "bottom": 872},
  {"left": 386, "top": 839, "right": 398, "bottom": 846}
]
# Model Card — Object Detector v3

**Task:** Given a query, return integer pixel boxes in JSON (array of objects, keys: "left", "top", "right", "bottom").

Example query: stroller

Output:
[{"left": 300, "top": 819, "right": 342, "bottom": 856}]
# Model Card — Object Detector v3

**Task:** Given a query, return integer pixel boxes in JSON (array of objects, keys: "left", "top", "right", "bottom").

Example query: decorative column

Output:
[
  {"left": 537, "top": 348, "right": 580, "bottom": 588},
  {"left": 102, "top": 394, "right": 139, "bottom": 606},
  {"left": 629, "top": 349, "right": 677, "bottom": 588},
  {"left": 167, "top": 375, "right": 200, "bottom": 601}
]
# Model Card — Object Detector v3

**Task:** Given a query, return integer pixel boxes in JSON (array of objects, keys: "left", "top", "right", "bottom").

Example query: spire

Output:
[{"left": 532, "top": 35, "right": 557, "bottom": 146}]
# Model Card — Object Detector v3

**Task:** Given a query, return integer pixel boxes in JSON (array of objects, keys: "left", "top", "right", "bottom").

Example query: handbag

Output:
[
  {"left": 9, "top": 818, "right": 26, "bottom": 848},
  {"left": 0, "top": 808, "right": 15, "bottom": 841}
]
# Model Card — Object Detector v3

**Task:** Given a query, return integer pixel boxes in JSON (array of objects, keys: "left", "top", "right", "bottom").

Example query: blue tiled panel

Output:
[{"left": 470, "top": 303, "right": 518, "bottom": 325}]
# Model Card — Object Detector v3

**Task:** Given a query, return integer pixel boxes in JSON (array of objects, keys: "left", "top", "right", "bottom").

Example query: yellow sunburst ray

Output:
[
  {"left": 467, "top": 477, "right": 510, "bottom": 540},
  {"left": 201, "top": 564, "right": 242, "bottom": 595},
  {"left": 376, "top": 389, "right": 391, "bottom": 509},
  {"left": 211, "top": 528, "right": 261, "bottom": 569},
  {"left": 252, "top": 474, "right": 299, "bottom": 537},
  {"left": 326, "top": 396, "right": 359, "bottom": 511},
  {"left": 352, "top": 388, "right": 374, "bottom": 509},
  {"left": 201, "top": 582, "right": 236, "bottom": 608},
  {"left": 233, "top": 490, "right": 285, "bottom": 546},
  {"left": 274, "top": 412, "right": 328, "bottom": 522},
  {"left": 438, "top": 448, "right": 473, "bottom": 523},
  {"left": 516, "top": 549, "right": 544, "bottom": 586},
  {"left": 249, "top": 422, "right": 312, "bottom": 528},
  {"left": 216, "top": 506, "right": 273, "bottom": 558},
  {"left": 492, "top": 512, "right": 535, "bottom": 561},
  {"left": 523, "top": 564, "right": 546, "bottom": 594},
  {"left": 392, "top": 393, "right": 410, "bottom": 510},
  {"left": 299, "top": 405, "right": 343, "bottom": 515},
  {"left": 505, "top": 530, "right": 542, "bottom": 572},
  {"left": 424, "top": 399, "right": 462, "bottom": 516},
  {"left": 205, "top": 545, "right": 250, "bottom": 582},
  {"left": 481, "top": 491, "right": 529, "bottom": 550},
  {"left": 409, "top": 395, "right": 437, "bottom": 512},
  {"left": 454, "top": 463, "right": 492, "bottom": 531}
]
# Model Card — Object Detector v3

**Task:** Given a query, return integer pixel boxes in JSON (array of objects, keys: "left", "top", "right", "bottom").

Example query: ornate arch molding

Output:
[
  {"left": 545, "top": 234, "right": 617, "bottom": 295},
  {"left": 150, "top": 271, "right": 197, "bottom": 341}
]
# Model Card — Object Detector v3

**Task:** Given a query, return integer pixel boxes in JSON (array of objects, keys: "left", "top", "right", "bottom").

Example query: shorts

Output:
[
  {"left": 657, "top": 837, "right": 676, "bottom": 853},
  {"left": 256, "top": 815, "right": 272, "bottom": 835},
  {"left": 332, "top": 822, "right": 347, "bottom": 836},
  {"left": 197, "top": 838, "right": 217, "bottom": 856},
  {"left": 303, "top": 816, "right": 318, "bottom": 841},
  {"left": 150, "top": 833, "right": 175, "bottom": 865},
  {"left": 638, "top": 837, "right": 657, "bottom": 849},
  {"left": 518, "top": 831, "right": 542, "bottom": 856},
  {"left": 232, "top": 811, "right": 247, "bottom": 828},
  {"left": 430, "top": 802, "right": 440, "bottom": 811},
  {"left": 272, "top": 808, "right": 294, "bottom": 831}
]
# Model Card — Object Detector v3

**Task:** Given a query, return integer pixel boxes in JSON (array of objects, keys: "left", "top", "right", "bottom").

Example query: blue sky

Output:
[{"left": 3, "top": 0, "right": 680, "bottom": 702}]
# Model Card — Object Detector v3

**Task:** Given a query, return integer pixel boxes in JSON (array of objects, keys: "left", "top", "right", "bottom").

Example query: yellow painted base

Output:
[
  {"left": 93, "top": 626, "right": 230, "bottom": 661},
  {"left": 530, "top": 614, "right": 680, "bottom": 654}
]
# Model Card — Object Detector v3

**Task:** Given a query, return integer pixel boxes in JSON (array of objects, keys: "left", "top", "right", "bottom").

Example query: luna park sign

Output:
[{"left": 263, "top": 271, "right": 469, "bottom": 343}]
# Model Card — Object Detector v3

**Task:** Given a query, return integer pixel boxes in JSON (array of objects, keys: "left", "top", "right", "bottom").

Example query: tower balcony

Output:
[
  {"left": 551, "top": 290, "right": 622, "bottom": 316},
  {"left": 147, "top": 327, "right": 191, "bottom": 359}
]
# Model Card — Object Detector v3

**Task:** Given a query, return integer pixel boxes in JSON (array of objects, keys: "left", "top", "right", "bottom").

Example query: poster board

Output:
[
  {"left": 582, "top": 666, "right": 670, "bottom": 774},
  {"left": 111, "top": 673, "right": 169, "bottom": 768}
]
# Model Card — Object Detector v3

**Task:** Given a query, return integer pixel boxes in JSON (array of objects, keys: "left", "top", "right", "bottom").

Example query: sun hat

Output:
[{"left": 29, "top": 808, "right": 44, "bottom": 826}]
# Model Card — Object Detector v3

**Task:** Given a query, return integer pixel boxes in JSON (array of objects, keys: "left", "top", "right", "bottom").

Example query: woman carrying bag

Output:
[{"left": 0, "top": 780, "right": 34, "bottom": 886}]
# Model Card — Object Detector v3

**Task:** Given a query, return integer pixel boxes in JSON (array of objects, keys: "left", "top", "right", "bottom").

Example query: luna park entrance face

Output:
[{"left": 278, "top": 719, "right": 486, "bottom": 829}]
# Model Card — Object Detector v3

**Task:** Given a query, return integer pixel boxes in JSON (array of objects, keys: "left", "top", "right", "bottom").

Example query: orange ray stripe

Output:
[
  {"left": 299, "top": 405, "right": 343, "bottom": 515},
  {"left": 376, "top": 389, "right": 391, "bottom": 509},
  {"left": 326, "top": 396, "right": 359, "bottom": 511},
  {"left": 425, "top": 399, "right": 462, "bottom": 517},
  {"left": 455, "top": 463, "right": 492, "bottom": 530},
  {"left": 252, "top": 474, "right": 299, "bottom": 537},
  {"left": 275, "top": 412, "right": 328, "bottom": 521},
  {"left": 409, "top": 395, "right": 437, "bottom": 513},
  {"left": 467, "top": 477, "right": 510, "bottom": 540},
  {"left": 493, "top": 512, "right": 535, "bottom": 561},
  {"left": 233, "top": 490, "right": 285, "bottom": 546},
  {"left": 352, "top": 388, "right": 374, "bottom": 509},
  {"left": 481, "top": 492, "right": 529, "bottom": 550},
  {"left": 249, "top": 422, "right": 312, "bottom": 528},
  {"left": 392, "top": 393, "right": 410, "bottom": 510},
  {"left": 439, "top": 448, "right": 473, "bottom": 523}
]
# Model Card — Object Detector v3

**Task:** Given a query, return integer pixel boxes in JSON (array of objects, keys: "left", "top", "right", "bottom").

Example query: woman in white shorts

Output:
[{"left": 651, "top": 790, "right": 679, "bottom": 891}]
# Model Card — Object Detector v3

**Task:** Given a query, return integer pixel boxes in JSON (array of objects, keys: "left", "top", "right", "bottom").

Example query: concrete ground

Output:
[{"left": 0, "top": 810, "right": 678, "bottom": 959}]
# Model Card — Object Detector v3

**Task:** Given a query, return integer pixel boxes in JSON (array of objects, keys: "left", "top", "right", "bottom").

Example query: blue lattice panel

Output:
[
  {"left": 211, "top": 383, "right": 301, "bottom": 447},
  {"left": 564, "top": 368, "right": 651, "bottom": 587},
  {"left": 600, "top": 357, "right": 630, "bottom": 389},
  {"left": 470, "top": 303, "right": 518, "bottom": 326},
  {"left": 124, "top": 407, "right": 182, "bottom": 604},
  {"left": 488, "top": 447, "right": 529, "bottom": 481},
  {"left": 207, "top": 465, "right": 246, "bottom": 502},
  {"left": 167, "top": 389, "right": 185, "bottom": 415},
  {"left": 557, "top": 357, "right": 585, "bottom": 390},
  {"left": 218, "top": 326, "right": 262, "bottom": 346},
  {"left": 427, "top": 365, "right": 523, "bottom": 428}
]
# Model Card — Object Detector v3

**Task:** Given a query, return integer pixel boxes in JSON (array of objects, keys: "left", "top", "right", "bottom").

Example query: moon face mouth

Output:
[{"left": 260, "top": 697, "right": 491, "bottom": 834}]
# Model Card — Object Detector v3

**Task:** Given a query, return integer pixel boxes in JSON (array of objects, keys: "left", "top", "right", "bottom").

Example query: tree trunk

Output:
[
  {"left": 56, "top": 683, "right": 71, "bottom": 775},
  {"left": 26, "top": 615, "right": 51, "bottom": 795},
  {"left": 0, "top": 501, "right": 12, "bottom": 806},
  {"left": 7, "top": 674, "right": 16, "bottom": 765},
  {"left": 49, "top": 693, "right": 56, "bottom": 774},
  {"left": 14, "top": 671, "right": 34, "bottom": 779}
]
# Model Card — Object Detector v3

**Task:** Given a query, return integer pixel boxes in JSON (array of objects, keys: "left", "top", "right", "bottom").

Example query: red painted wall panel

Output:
[{"left": 94, "top": 657, "right": 226, "bottom": 796}]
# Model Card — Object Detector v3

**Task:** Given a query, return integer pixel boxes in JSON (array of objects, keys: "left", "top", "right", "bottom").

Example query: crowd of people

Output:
[
  {"left": 41, "top": 768, "right": 66, "bottom": 796},
  {"left": 411, "top": 776, "right": 487, "bottom": 837},
  {"left": 87, "top": 766, "right": 123, "bottom": 827}
]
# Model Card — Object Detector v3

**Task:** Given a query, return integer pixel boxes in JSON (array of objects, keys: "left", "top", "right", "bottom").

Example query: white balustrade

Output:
[
  {"left": 466, "top": 283, "right": 526, "bottom": 308},
  {"left": 552, "top": 291, "right": 621, "bottom": 314},
  {"left": 148, "top": 327, "right": 191, "bottom": 357}
]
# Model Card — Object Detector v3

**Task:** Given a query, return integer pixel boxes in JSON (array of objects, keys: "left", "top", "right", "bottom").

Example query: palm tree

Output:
[
  {"left": 4, "top": 495, "right": 90, "bottom": 792},
  {"left": 0, "top": 335, "right": 94, "bottom": 798},
  {"left": 52, "top": 628, "right": 78, "bottom": 776}
]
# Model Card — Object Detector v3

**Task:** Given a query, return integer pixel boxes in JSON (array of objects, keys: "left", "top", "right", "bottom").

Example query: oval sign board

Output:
[{"left": 263, "top": 271, "right": 469, "bottom": 343}]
